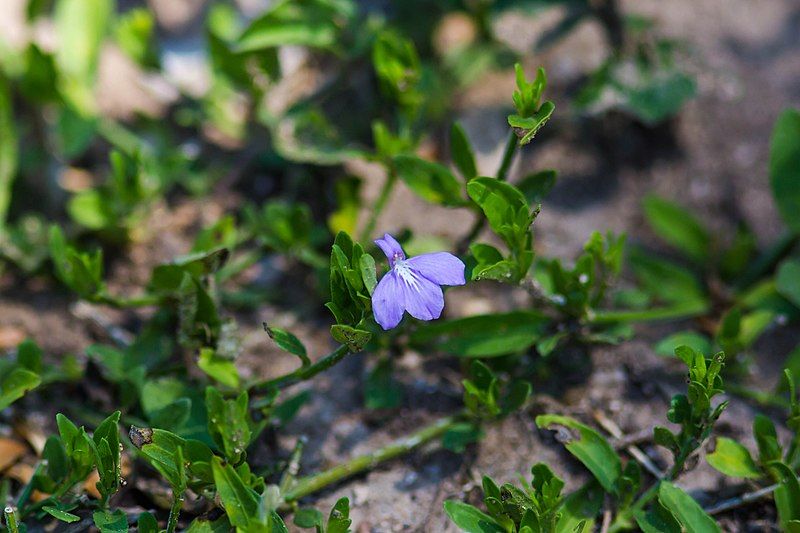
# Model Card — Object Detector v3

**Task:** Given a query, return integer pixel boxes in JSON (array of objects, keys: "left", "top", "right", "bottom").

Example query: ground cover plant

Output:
[{"left": 0, "top": 0, "right": 799, "bottom": 531}]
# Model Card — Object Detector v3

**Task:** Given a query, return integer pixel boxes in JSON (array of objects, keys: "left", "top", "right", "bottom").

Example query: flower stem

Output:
[
  {"left": 360, "top": 168, "right": 398, "bottom": 242},
  {"left": 93, "top": 291, "right": 161, "bottom": 308},
  {"left": 166, "top": 491, "right": 183, "bottom": 533},
  {"left": 248, "top": 344, "right": 351, "bottom": 395},
  {"left": 457, "top": 131, "right": 518, "bottom": 253},
  {"left": 587, "top": 300, "right": 709, "bottom": 324},
  {"left": 282, "top": 413, "right": 462, "bottom": 504},
  {"left": 4, "top": 506, "right": 19, "bottom": 533}
]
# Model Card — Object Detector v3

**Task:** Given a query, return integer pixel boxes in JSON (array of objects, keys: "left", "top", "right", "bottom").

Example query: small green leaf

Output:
[
  {"left": 654, "top": 331, "right": 712, "bottom": 357},
  {"left": 450, "top": 122, "right": 478, "bottom": 180},
  {"left": 236, "top": 0, "right": 353, "bottom": 52},
  {"left": 330, "top": 325, "right": 371, "bottom": 352},
  {"left": 359, "top": 253, "right": 378, "bottom": 296},
  {"left": 0, "top": 367, "right": 41, "bottom": 410},
  {"left": 211, "top": 457, "right": 259, "bottom": 529},
  {"left": 0, "top": 74, "right": 18, "bottom": 228},
  {"left": 769, "top": 108, "right": 800, "bottom": 233},
  {"left": 508, "top": 101, "right": 555, "bottom": 145},
  {"left": 707, "top": 437, "right": 762, "bottom": 479},
  {"left": 643, "top": 195, "right": 710, "bottom": 264},
  {"left": 137, "top": 512, "right": 159, "bottom": 533},
  {"left": 265, "top": 326, "right": 310, "bottom": 366},
  {"left": 443, "top": 500, "right": 505, "bottom": 533},
  {"left": 517, "top": 170, "right": 557, "bottom": 204},
  {"left": 42, "top": 506, "right": 80, "bottom": 523},
  {"left": 768, "top": 461, "right": 800, "bottom": 528},
  {"left": 535, "top": 414, "right": 622, "bottom": 494},
  {"left": 92, "top": 509, "right": 128, "bottom": 532},
  {"left": 658, "top": 482, "right": 720, "bottom": 533},
  {"left": 411, "top": 311, "right": 549, "bottom": 357},
  {"left": 776, "top": 259, "right": 800, "bottom": 308},
  {"left": 198, "top": 348, "right": 240, "bottom": 389},
  {"left": 393, "top": 155, "right": 464, "bottom": 206}
]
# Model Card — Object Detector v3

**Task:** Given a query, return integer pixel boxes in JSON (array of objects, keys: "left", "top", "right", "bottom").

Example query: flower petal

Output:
[
  {"left": 374, "top": 233, "right": 405, "bottom": 264},
  {"left": 399, "top": 271, "right": 444, "bottom": 321},
  {"left": 372, "top": 271, "right": 405, "bottom": 330},
  {"left": 406, "top": 252, "right": 466, "bottom": 286}
]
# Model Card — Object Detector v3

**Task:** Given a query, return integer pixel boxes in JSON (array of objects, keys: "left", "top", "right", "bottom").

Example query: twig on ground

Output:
[
  {"left": 705, "top": 483, "right": 778, "bottom": 515},
  {"left": 593, "top": 411, "right": 664, "bottom": 478},
  {"left": 600, "top": 508, "right": 612, "bottom": 533}
]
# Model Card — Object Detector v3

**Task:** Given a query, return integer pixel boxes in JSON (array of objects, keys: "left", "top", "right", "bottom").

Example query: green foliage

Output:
[
  {"left": 508, "top": 65, "right": 555, "bottom": 146},
  {"left": 769, "top": 108, "right": 800, "bottom": 233},
  {"left": 654, "top": 346, "right": 727, "bottom": 476}
]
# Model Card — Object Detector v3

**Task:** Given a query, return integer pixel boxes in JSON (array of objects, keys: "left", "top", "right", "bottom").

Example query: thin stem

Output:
[
  {"left": 166, "top": 491, "right": 183, "bottom": 533},
  {"left": 248, "top": 344, "right": 351, "bottom": 394},
  {"left": 282, "top": 413, "right": 462, "bottom": 504},
  {"left": 4, "top": 506, "right": 19, "bottom": 533},
  {"left": 457, "top": 131, "right": 518, "bottom": 253},
  {"left": 360, "top": 168, "right": 398, "bottom": 242},
  {"left": 588, "top": 301, "right": 709, "bottom": 324},
  {"left": 705, "top": 483, "right": 778, "bottom": 515},
  {"left": 495, "top": 130, "right": 519, "bottom": 183},
  {"left": 93, "top": 291, "right": 161, "bottom": 309}
]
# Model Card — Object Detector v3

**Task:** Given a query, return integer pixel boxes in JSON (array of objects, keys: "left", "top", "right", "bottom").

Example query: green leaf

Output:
[
  {"left": 330, "top": 325, "right": 371, "bottom": 352},
  {"left": 643, "top": 195, "right": 710, "bottom": 264},
  {"left": 364, "top": 358, "right": 402, "bottom": 410},
  {"left": 359, "top": 253, "right": 377, "bottom": 296},
  {"left": 137, "top": 512, "right": 159, "bottom": 533},
  {"left": 0, "top": 74, "right": 17, "bottom": 228},
  {"left": 0, "top": 367, "right": 41, "bottom": 410},
  {"left": 628, "top": 247, "right": 706, "bottom": 306},
  {"left": 265, "top": 326, "right": 310, "bottom": 366},
  {"left": 769, "top": 108, "right": 800, "bottom": 232},
  {"left": 535, "top": 414, "right": 622, "bottom": 494},
  {"left": 768, "top": 461, "right": 800, "bottom": 528},
  {"left": 236, "top": 0, "right": 353, "bottom": 52},
  {"left": 42, "top": 506, "right": 80, "bottom": 523},
  {"left": 556, "top": 482, "right": 603, "bottom": 532},
  {"left": 517, "top": 170, "right": 557, "bottom": 204},
  {"left": 450, "top": 123, "right": 477, "bottom": 179},
  {"left": 326, "top": 497, "right": 351, "bottom": 533},
  {"left": 68, "top": 189, "right": 110, "bottom": 230},
  {"left": 393, "top": 155, "right": 464, "bottom": 206},
  {"left": 467, "top": 177, "right": 532, "bottom": 251},
  {"left": 634, "top": 501, "right": 681, "bottom": 533},
  {"left": 410, "top": 311, "right": 549, "bottom": 357},
  {"left": 508, "top": 101, "right": 555, "bottom": 146},
  {"left": 205, "top": 387, "right": 253, "bottom": 463},
  {"left": 706, "top": 437, "right": 762, "bottom": 479},
  {"left": 93, "top": 509, "right": 128, "bottom": 532},
  {"left": 654, "top": 331, "right": 712, "bottom": 357},
  {"left": 211, "top": 457, "right": 259, "bottom": 529},
  {"left": 293, "top": 508, "right": 324, "bottom": 529},
  {"left": 658, "top": 482, "right": 720, "bottom": 533},
  {"left": 442, "top": 423, "right": 483, "bottom": 453},
  {"left": 443, "top": 500, "right": 505, "bottom": 533},
  {"left": 776, "top": 259, "right": 800, "bottom": 308},
  {"left": 198, "top": 348, "right": 240, "bottom": 389},
  {"left": 54, "top": 0, "right": 113, "bottom": 116}
]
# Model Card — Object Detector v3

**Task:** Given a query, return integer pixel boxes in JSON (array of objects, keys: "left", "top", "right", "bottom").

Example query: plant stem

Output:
[
  {"left": 4, "top": 506, "right": 19, "bottom": 533},
  {"left": 248, "top": 344, "right": 351, "bottom": 395},
  {"left": 705, "top": 483, "right": 778, "bottom": 515},
  {"left": 166, "top": 491, "right": 183, "bottom": 533},
  {"left": 495, "top": 130, "right": 519, "bottom": 183},
  {"left": 282, "top": 413, "right": 462, "bottom": 504},
  {"left": 93, "top": 291, "right": 161, "bottom": 308},
  {"left": 588, "top": 301, "right": 709, "bottom": 324},
  {"left": 457, "top": 131, "right": 519, "bottom": 253},
  {"left": 360, "top": 168, "right": 397, "bottom": 242}
]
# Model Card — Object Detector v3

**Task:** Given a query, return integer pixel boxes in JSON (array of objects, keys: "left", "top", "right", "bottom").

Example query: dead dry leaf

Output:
[{"left": 0, "top": 438, "right": 27, "bottom": 471}]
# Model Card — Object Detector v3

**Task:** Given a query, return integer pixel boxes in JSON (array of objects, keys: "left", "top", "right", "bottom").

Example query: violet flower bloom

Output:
[{"left": 372, "top": 234, "right": 466, "bottom": 330}]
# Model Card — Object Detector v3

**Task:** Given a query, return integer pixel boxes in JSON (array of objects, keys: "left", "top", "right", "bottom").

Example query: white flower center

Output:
[{"left": 393, "top": 260, "right": 420, "bottom": 291}]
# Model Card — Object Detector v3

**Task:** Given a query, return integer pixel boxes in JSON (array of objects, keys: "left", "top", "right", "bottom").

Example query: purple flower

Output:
[{"left": 372, "top": 234, "right": 466, "bottom": 330}]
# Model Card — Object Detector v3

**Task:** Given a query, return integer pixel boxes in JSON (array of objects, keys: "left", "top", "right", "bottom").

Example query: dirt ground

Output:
[{"left": 2, "top": 0, "right": 800, "bottom": 531}]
